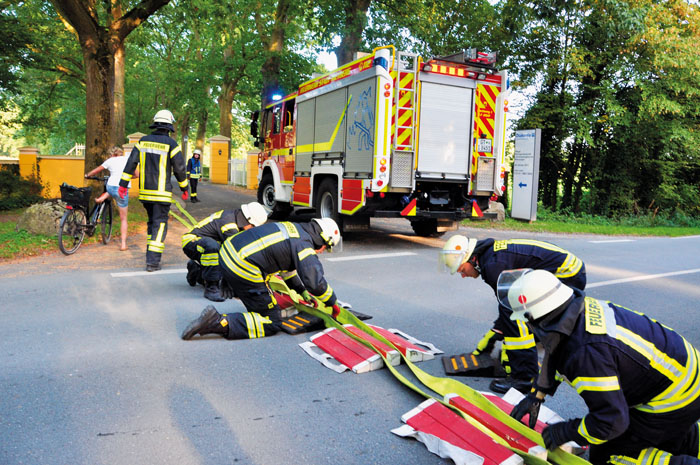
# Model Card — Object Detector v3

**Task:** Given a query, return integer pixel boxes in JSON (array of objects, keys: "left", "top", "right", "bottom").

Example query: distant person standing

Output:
[
  {"left": 85, "top": 146, "right": 138, "bottom": 251},
  {"left": 118, "top": 109, "right": 189, "bottom": 272},
  {"left": 187, "top": 149, "right": 203, "bottom": 203}
]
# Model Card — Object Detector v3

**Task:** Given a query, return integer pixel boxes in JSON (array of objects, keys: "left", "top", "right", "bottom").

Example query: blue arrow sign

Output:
[{"left": 518, "top": 182, "right": 527, "bottom": 188}]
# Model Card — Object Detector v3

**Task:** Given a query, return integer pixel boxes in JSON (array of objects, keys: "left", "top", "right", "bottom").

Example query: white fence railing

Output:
[
  {"left": 229, "top": 159, "right": 247, "bottom": 186},
  {"left": 65, "top": 144, "right": 85, "bottom": 157}
]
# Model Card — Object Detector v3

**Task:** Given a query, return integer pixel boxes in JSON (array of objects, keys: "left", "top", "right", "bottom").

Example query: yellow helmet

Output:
[{"left": 439, "top": 235, "right": 477, "bottom": 274}]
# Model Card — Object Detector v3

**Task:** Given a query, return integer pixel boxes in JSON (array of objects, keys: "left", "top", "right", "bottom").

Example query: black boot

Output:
[
  {"left": 186, "top": 260, "right": 201, "bottom": 287},
  {"left": 181, "top": 305, "right": 227, "bottom": 340},
  {"left": 204, "top": 281, "right": 225, "bottom": 302},
  {"left": 489, "top": 377, "right": 533, "bottom": 394}
]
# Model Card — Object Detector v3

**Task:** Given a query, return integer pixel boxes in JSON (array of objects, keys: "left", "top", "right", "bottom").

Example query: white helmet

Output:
[
  {"left": 312, "top": 217, "right": 342, "bottom": 250},
  {"left": 153, "top": 109, "right": 175, "bottom": 124},
  {"left": 496, "top": 269, "right": 574, "bottom": 322},
  {"left": 439, "top": 235, "right": 477, "bottom": 274},
  {"left": 193, "top": 149, "right": 202, "bottom": 156},
  {"left": 241, "top": 202, "right": 269, "bottom": 227}
]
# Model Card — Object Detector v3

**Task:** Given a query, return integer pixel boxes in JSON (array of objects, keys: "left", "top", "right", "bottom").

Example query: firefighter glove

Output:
[
  {"left": 220, "top": 279, "right": 236, "bottom": 300},
  {"left": 182, "top": 190, "right": 189, "bottom": 201},
  {"left": 118, "top": 186, "right": 128, "bottom": 199},
  {"left": 510, "top": 392, "right": 543, "bottom": 429},
  {"left": 473, "top": 329, "right": 500, "bottom": 355},
  {"left": 301, "top": 290, "right": 318, "bottom": 308},
  {"left": 331, "top": 304, "right": 341, "bottom": 319},
  {"left": 542, "top": 421, "right": 575, "bottom": 450}
]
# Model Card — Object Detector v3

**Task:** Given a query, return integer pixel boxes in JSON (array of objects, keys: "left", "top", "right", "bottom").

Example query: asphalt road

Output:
[{"left": 2, "top": 181, "right": 699, "bottom": 465}]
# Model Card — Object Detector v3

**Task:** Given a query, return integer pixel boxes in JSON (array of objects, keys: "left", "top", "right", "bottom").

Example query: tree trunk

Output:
[
  {"left": 196, "top": 111, "right": 208, "bottom": 151},
  {"left": 260, "top": 0, "right": 291, "bottom": 108},
  {"left": 218, "top": 82, "right": 235, "bottom": 140},
  {"left": 113, "top": 42, "right": 126, "bottom": 145},
  {"left": 83, "top": 41, "right": 116, "bottom": 173},
  {"left": 334, "top": 0, "right": 372, "bottom": 66}
]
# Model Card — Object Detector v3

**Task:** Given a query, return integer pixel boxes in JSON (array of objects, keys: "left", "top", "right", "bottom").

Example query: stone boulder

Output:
[
  {"left": 15, "top": 200, "right": 66, "bottom": 236},
  {"left": 486, "top": 200, "right": 506, "bottom": 222}
]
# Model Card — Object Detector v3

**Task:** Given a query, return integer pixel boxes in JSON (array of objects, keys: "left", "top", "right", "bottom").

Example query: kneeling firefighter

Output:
[
  {"left": 181, "top": 218, "right": 342, "bottom": 341},
  {"left": 502, "top": 269, "right": 700, "bottom": 465},
  {"left": 182, "top": 202, "right": 269, "bottom": 302}
]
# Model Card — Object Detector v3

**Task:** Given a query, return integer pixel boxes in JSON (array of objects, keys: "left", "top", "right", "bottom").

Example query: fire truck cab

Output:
[{"left": 253, "top": 46, "right": 509, "bottom": 236}]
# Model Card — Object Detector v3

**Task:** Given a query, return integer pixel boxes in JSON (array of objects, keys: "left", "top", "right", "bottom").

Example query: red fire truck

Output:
[{"left": 252, "top": 45, "right": 509, "bottom": 235}]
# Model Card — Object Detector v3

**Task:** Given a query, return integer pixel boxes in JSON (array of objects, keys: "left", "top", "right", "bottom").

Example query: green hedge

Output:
[{"left": 0, "top": 168, "right": 45, "bottom": 210}]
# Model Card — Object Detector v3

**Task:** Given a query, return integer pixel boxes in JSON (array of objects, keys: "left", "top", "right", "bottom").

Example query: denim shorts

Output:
[{"left": 107, "top": 185, "right": 129, "bottom": 208}]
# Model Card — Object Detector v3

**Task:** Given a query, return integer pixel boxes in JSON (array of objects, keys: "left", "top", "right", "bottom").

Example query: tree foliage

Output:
[{"left": 3, "top": 0, "right": 699, "bottom": 216}]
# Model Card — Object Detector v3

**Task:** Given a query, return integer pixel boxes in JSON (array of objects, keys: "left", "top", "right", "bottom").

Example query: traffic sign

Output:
[{"left": 511, "top": 129, "right": 541, "bottom": 221}]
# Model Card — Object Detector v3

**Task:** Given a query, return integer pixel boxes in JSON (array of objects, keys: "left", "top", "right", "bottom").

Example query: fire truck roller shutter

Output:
[
  {"left": 417, "top": 82, "right": 474, "bottom": 179},
  {"left": 344, "top": 78, "right": 379, "bottom": 177},
  {"left": 295, "top": 99, "right": 315, "bottom": 173}
]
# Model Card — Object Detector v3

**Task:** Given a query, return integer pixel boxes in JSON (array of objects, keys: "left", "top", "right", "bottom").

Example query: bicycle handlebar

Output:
[{"left": 84, "top": 175, "right": 109, "bottom": 182}]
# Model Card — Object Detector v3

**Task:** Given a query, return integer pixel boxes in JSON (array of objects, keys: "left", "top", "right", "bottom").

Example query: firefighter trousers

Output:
[
  {"left": 143, "top": 201, "right": 171, "bottom": 266},
  {"left": 219, "top": 265, "right": 282, "bottom": 340},
  {"left": 592, "top": 397, "right": 700, "bottom": 465},
  {"left": 493, "top": 303, "right": 539, "bottom": 380},
  {"left": 189, "top": 178, "right": 198, "bottom": 200},
  {"left": 182, "top": 237, "right": 222, "bottom": 283}
]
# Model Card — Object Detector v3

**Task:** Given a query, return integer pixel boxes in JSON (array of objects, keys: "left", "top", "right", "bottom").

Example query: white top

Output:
[{"left": 101, "top": 155, "right": 130, "bottom": 187}]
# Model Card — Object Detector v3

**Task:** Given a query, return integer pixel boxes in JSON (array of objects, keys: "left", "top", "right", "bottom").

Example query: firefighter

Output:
[
  {"left": 181, "top": 218, "right": 342, "bottom": 341},
  {"left": 186, "top": 149, "right": 202, "bottom": 203},
  {"left": 502, "top": 269, "right": 700, "bottom": 465},
  {"left": 118, "top": 109, "right": 189, "bottom": 272},
  {"left": 439, "top": 236, "right": 586, "bottom": 394},
  {"left": 182, "top": 202, "right": 269, "bottom": 302}
]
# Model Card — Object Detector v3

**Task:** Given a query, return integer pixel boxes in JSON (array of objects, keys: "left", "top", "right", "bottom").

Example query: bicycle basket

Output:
[{"left": 60, "top": 183, "right": 92, "bottom": 210}]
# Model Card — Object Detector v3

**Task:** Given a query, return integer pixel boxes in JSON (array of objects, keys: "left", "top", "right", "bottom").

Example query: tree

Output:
[{"left": 49, "top": 0, "right": 170, "bottom": 174}]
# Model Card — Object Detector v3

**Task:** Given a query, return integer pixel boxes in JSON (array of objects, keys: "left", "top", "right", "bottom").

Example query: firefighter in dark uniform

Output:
[
  {"left": 186, "top": 149, "right": 202, "bottom": 203},
  {"left": 182, "top": 202, "right": 269, "bottom": 302},
  {"left": 439, "top": 235, "right": 586, "bottom": 394},
  {"left": 181, "top": 218, "right": 342, "bottom": 341},
  {"left": 502, "top": 269, "right": 700, "bottom": 465},
  {"left": 118, "top": 109, "right": 188, "bottom": 272}
]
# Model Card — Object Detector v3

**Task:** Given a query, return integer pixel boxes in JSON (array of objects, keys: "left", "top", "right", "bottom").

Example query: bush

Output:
[{"left": 0, "top": 168, "right": 44, "bottom": 210}]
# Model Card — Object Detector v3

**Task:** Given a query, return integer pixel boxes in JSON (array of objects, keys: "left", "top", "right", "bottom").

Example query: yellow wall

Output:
[{"left": 19, "top": 153, "right": 139, "bottom": 199}]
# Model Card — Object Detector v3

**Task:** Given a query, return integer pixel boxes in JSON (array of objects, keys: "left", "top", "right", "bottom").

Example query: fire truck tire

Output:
[
  {"left": 257, "top": 172, "right": 292, "bottom": 219},
  {"left": 410, "top": 218, "right": 445, "bottom": 237},
  {"left": 315, "top": 178, "right": 343, "bottom": 230}
]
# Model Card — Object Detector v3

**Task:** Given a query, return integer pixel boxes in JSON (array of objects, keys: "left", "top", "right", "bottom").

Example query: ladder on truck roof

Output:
[{"left": 391, "top": 51, "right": 418, "bottom": 189}]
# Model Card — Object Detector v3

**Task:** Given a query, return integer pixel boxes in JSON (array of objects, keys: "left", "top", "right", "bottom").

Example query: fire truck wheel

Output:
[
  {"left": 315, "top": 178, "right": 343, "bottom": 231},
  {"left": 257, "top": 172, "right": 292, "bottom": 219},
  {"left": 410, "top": 218, "right": 444, "bottom": 237}
]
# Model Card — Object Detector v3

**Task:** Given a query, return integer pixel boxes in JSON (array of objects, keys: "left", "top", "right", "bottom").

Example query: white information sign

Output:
[{"left": 511, "top": 129, "right": 541, "bottom": 221}]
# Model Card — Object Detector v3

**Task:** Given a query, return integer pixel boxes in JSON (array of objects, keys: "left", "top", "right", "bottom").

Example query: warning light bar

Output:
[{"left": 422, "top": 63, "right": 478, "bottom": 79}]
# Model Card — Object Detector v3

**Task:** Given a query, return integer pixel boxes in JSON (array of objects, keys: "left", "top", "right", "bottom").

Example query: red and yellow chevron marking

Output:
[
  {"left": 390, "top": 71, "right": 415, "bottom": 149},
  {"left": 471, "top": 83, "right": 501, "bottom": 185}
]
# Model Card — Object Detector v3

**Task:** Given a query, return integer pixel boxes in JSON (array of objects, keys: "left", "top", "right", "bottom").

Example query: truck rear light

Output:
[
  {"left": 384, "top": 91, "right": 391, "bottom": 97},
  {"left": 366, "top": 189, "right": 374, "bottom": 198},
  {"left": 380, "top": 192, "right": 385, "bottom": 198},
  {"left": 384, "top": 83, "right": 391, "bottom": 90},
  {"left": 380, "top": 158, "right": 387, "bottom": 165},
  {"left": 380, "top": 166, "right": 387, "bottom": 173},
  {"left": 377, "top": 180, "right": 384, "bottom": 187}
]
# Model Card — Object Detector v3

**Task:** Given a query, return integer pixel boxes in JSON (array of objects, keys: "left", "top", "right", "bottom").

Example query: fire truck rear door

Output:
[{"left": 416, "top": 80, "right": 474, "bottom": 180}]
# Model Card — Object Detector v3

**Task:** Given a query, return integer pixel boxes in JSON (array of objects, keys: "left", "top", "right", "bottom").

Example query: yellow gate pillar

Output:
[
  {"left": 18, "top": 147, "right": 39, "bottom": 180},
  {"left": 208, "top": 135, "right": 230, "bottom": 184}
]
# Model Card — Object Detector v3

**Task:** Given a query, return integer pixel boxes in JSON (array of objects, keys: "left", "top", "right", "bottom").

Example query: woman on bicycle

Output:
[{"left": 85, "top": 146, "right": 138, "bottom": 251}]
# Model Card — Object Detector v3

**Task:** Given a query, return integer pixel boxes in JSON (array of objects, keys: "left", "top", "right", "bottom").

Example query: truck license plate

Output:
[{"left": 477, "top": 138, "right": 492, "bottom": 153}]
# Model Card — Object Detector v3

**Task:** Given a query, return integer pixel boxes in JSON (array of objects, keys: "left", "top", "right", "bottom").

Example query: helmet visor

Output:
[
  {"left": 438, "top": 249, "right": 466, "bottom": 274},
  {"left": 496, "top": 269, "right": 533, "bottom": 311},
  {"left": 321, "top": 234, "right": 342, "bottom": 253}
]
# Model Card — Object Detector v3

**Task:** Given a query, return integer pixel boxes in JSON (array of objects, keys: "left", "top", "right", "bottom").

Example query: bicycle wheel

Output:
[
  {"left": 100, "top": 200, "right": 113, "bottom": 244},
  {"left": 58, "top": 208, "right": 87, "bottom": 255}
]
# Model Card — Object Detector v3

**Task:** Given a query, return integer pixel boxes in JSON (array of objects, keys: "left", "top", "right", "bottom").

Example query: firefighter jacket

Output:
[
  {"left": 475, "top": 238, "right": 585, "bottom": 293},
  {"left": 186, "top": 157, "right": 202, "bottom": 179},
  {"left": 534, "top": 291, "right": 700, "bottom": 446},
  {"left": 181, "top": 209, "right": 242, "bottom": 248},
  {"left": 119, "top": 129, "right": 188, "bottom": 203},
  {"left": 219, "top": 221, "right": 337, "bottom": 306}
]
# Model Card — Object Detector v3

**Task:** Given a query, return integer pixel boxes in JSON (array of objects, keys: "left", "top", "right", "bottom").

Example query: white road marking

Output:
[
  {"left": 111, "top": 269, "right": 185, "bottom": 278},
  {"left": 671, "top": 235, "right": 700, "bottom": 240},
  {"left": 326, "top": 252, "right": 417, "bottom": 262},
  {"left": 588, "top": 268, "right": 700, "bottom": 288},
  {"left": 589, "top": 239, "right": 635, "bottom": 244}
]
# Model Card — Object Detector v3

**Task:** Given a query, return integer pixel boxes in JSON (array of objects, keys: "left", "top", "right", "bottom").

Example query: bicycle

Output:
[{"left": 58, "top": 176, "right": 113, "bottom": 255}]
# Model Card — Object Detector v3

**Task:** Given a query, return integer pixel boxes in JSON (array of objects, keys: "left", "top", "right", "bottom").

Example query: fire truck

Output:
[{"left": 252, "top": 45, "right": 509, "bottom": 236}]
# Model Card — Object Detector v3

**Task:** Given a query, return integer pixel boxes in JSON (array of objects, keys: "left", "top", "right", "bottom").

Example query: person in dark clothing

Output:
[
  {"left": 439, "top": 235, "right": 586, "bottom": 394},
  {"left": 181, "top": 218, "right": 342, "bottom": 341},
  {"left": 502, "top": 269, "right": 700, "bottom": 465},
  {"left": 186, "top": 149, "right": 202, "bottom": 203},
  {"left": 182, "top": 202, "right": 269, "bottom": 302},
  {"left": 118, "top": 109, "right": 189, "bottom": 271}
]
